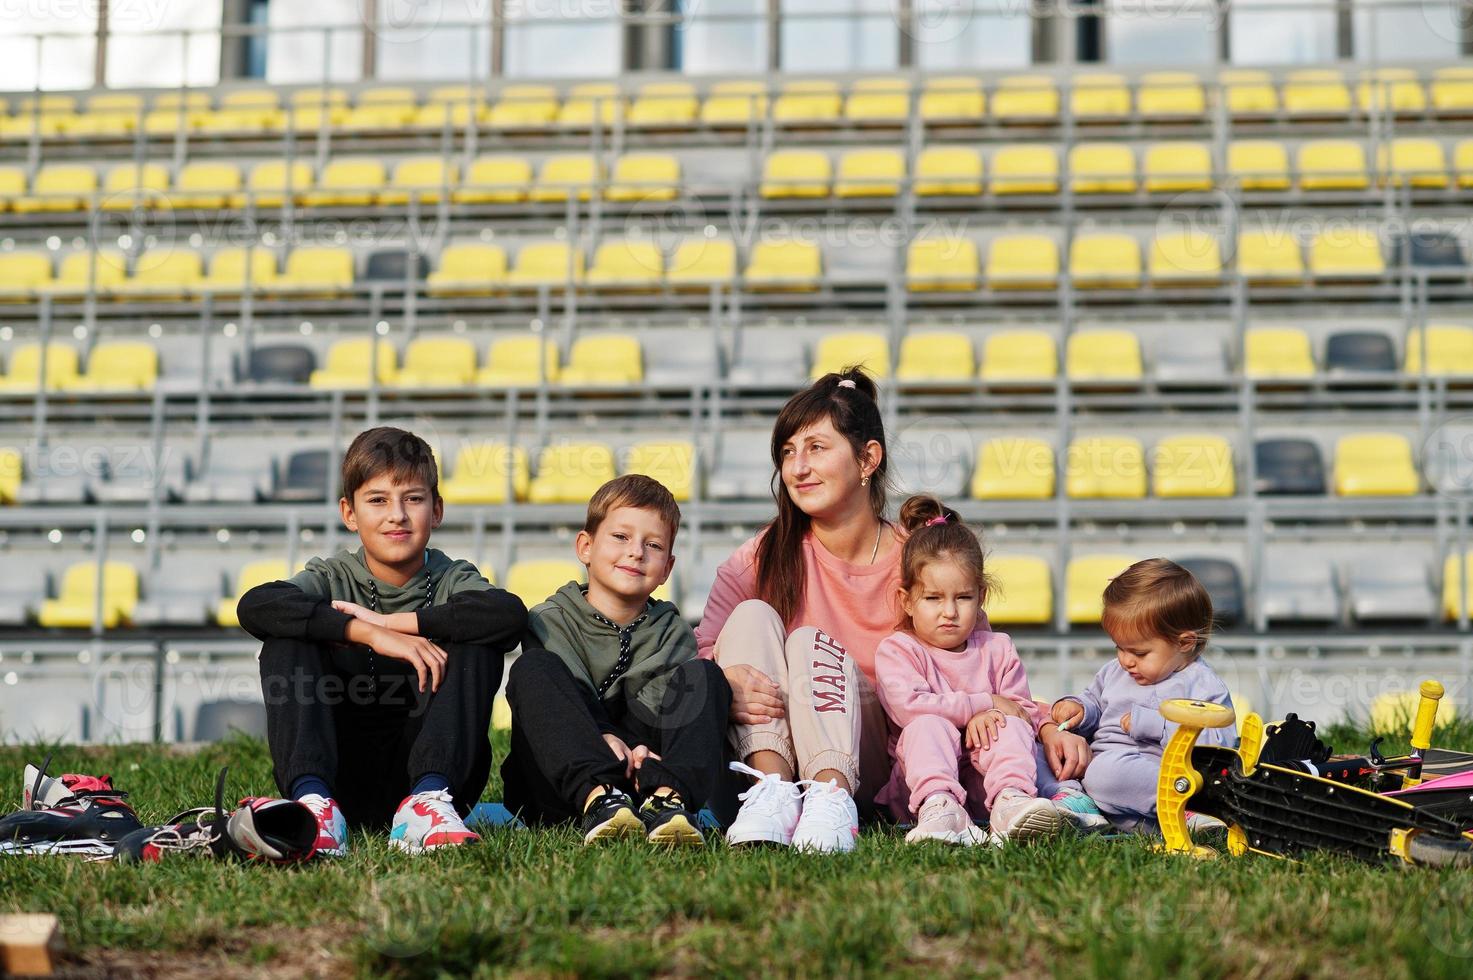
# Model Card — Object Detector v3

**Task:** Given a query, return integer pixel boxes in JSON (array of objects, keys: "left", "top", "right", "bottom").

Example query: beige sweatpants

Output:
[{"left": 712, "top": 598, "right": 892, "bottom": 804}]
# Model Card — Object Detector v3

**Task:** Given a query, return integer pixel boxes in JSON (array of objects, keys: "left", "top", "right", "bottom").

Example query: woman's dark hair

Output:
[
  {"left": 894, "top": 495, "right": 992, "bottom": 631},
  {"left": 755, "top": 367, "right": 888, "bottom": 624}
]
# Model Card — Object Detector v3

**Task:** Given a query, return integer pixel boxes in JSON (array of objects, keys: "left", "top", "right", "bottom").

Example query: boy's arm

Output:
[
  {"left": 413, "top": 590, "right": 528, "bottom": 649},
  {"left": 875, "top": 636, "right": 992, "bottom": 729},
  {"left": 237, "top": 580, "right": 352, "bottom": 644}
]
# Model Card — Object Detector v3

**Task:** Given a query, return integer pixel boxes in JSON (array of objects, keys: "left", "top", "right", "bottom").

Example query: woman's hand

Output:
[
  {"left": 723, "top": 664, "right": 785, "bottom": 725},
  {"left": 1051, "top": 699, "right": 1086, "bottom": 731},
  {"left": 1040, "top": 726, "right": 1091, "bottom": 781},
  {"left": 965, "top": 709, "right": 1008, "bottom": 751}
]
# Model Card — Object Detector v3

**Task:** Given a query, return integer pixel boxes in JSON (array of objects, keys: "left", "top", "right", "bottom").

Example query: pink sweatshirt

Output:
[{"left": 873, "top": 628, "right": 1046, "bottom": 741}]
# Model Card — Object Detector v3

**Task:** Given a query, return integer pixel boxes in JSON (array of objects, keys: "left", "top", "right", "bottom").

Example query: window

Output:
[
  {"left": 108, "top": 3, "right": 223, "bottom": 88},
  {"left": 681, "top": 0, "right": 767, "bottom": 73},
  {"left": 912, "top": 0, "right": 1032, "bottom": 69},
  {"left": 1105, "top": 0, "right": 1217, "bottom": 65},
  {"left": 1230, "top": 0, "right": 1336, "bottom": 64},
  {"left": 504, "top": 0, "right": 623, "bottom": 77},
  {"left": 1352, "top": 3, "right": 1459, "bottom": 60},
  {"left": 266, "top": 0, "right": 364, "bottom": 83},
  {"left": 0, "top": 7, "right": 97, "bottom": 91},
  {"left": 376, "top": 0, "right": 492, "bottom": 80},
  {"left": 781, "top": 0, "right": 896, "bottom": 71}
]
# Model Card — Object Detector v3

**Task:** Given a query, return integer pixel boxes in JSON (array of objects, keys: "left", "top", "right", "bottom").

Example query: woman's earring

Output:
[{"left": 861, "top": 476, "right": 869, "bottom": 487}]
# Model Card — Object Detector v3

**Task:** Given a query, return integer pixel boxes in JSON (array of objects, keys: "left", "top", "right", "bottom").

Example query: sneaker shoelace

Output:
[
  {"left": 410, "top": 789, "right": 462, "bottom": 826},
  {"left": 917, "top": 794, "right": 955, "bottom": 826},
  {"left": 641, "top": 793, "right": 685, "bottom": 816},
  {"left": 795, "top": 779, "right": 852, "bottom": 823},
  {"left": 731, "top": 761, "right": 800, "bottom": 819}
]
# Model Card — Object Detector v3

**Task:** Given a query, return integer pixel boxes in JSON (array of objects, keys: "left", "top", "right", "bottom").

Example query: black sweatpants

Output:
[
  {"left": 259, "top": 636, "right": 503, "bottom": 829},
  {"left": 500, "top": 651, "right": 731, "bottom": 826}
]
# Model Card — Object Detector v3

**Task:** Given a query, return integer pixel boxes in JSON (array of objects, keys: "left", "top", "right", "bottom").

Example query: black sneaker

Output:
[
  {"left": 581, "top": 788, "right": 642, "bottom": 845},
  {"left": 0, "top": 756, "right": 142, "bottom": 857},
  {"left": 639, "top": 792, "right": 704, "bottom": 847}
]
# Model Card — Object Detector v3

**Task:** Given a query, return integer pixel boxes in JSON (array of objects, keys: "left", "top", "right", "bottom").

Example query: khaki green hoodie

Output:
[
  {"left": 528, "top": 582, "right": 697, "bottom": 722},
  {"left": 289, "top": 546, "right": 492, "bottom": 611}
]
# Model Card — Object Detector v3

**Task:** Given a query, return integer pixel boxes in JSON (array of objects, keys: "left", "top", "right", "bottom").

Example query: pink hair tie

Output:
[
  {"left": 836, "top": 379, "right": 856, "bottom": 389},
  {"left": 925, "top": 515, "right": 949, "bottom": 527}
]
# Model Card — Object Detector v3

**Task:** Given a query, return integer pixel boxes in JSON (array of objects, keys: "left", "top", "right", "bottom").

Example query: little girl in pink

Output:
[{"left": 874, "top": 496, "right": 1064, "bottom": 844}]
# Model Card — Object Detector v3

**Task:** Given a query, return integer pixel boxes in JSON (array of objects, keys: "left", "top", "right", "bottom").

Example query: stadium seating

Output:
[
  {"left": 629, "top": 82, "right": 697, "bottom": 126},
  {"left": 1143, "top": 142, "right": 1212, "bottom": 192},
  {"left": 506, "top": 242, "right": 584, "bottom": 288},
  {"left": 1068, "top": 143, "right": 1136, "bottom": 194},
  {"left": 395, "top": 337, "right": 478, "bottom": 388},
  {"left": 985, "top": 555, "right": 1053, "bottom": 625},
  {"left": 66, "top": 341, "right": 158, "bottom": 391},
  {"left": 990, "top": 145, "right": 1058, "bottom": 194},
  {"left": 919, "top": 77, "right": 984, "bottom": 122},
  {"left": 744, "top": 241, "right": 820, "bottom": 290},
  {"left": 309, "top": 339, "right": 398, "bottom": 389},
  {"left": 427, "top": 243, "right": 507, "bottom": 295},
  {"left": 0, "top": 343, "right": 81, "bottom": 391},
  {"left": 215, "top": 560, "right": 289, "bottom": 628},
  {"left": 1244, "top": 328, "right": 1315, "bottom": 380},
  {"left": 1404, "top": 325, "right": 1473, "bottom": 376},
  {"left": 1333, "top": 433, "right": 1419, "bottom": 496},
  {"left": 1149, "top": 230, "right": 1222, "bottom": 284},
  {"left": 1065, "top": 555, "right": 1136, "bottom": 623},
  {"left": 301, "top": 158, "right": 385, "bottom": 207},
  {"left": 668, "top": 239, "right": 736, "bottom": 288},
  {"left": 906, "top": 238, "right": 979, "bottom": 291},
  {"left": 1153, "top": 435, "right": 1236, "bottom": 497},
  {"left": 971, "top": 438, "right": 1055, "bottom": 499},
  {"left": 1069, "top": 233, "right": 1141, "bottom": 288},
  {"left": 760, "top": 150, "right": 830, "bottom": 198},
  {"left": 836, "top": 149, "right": 904, "bottom": 197},
  {"left": 38, "top": 561, "right": 139, "bottom": 629},
  {"left": 379, "top": 157, "right": 457, "bottom": 205},
  {"left": 624, "top": 441, "right": 696, "bottom": 501},
  {"left": 896, "top": 333, "right": 974, "bottom": 383},
  {"left": 237, "top": 160, "right": 313, "bottom": 208},
  {"left": 506, "top": 559, "right": 584, "bottom": 610},
  {"left": 1254, "top": 439, "right": 1327, "bottom": 495},
  {"left": 811, "top": 332, "right": 888, "bottom": 380},
  {"left": 981, "top": 331, "right": 1057, "bottom": 383},
  {"left": 1065, "top": 330, "right": 1142, "bottom": 383},
  {"left": 531, "top": 155, "right": 600, "bottom": 202},
  {"left": 454, "top": 156, "right": 532, "bottom": 203},
  {"left": 528, "top": 443, "right": 617, "bottom": 503},
  {"left": 985, "top": 235, "right": 1058, "bottom": 288},
  {"left": 275, "top": 247, "right": 354, "bottom": 294},
  {"left": 914, "top": 147, "right": 983, "bottom": 196},
  {"left": 1066, "top": 436, "right": 1147, "bottom": 498},
  {"left": 606, "top": 153, "right": 679, "bottom": 201},
  {"left": 561, "top": 334, "right": 643, "bottom": 385},
  {"left": 440, "top": 444, "right": 531, "bottom": 503},
  {"left": 587, "top": 240, "right": 664, "bottom": 289},
  {"left": 1228, "top": 140, "right": 1291, "bottom": 190},
  {"left": 477, "top": 336, "right": 560, "bottom": 387}
]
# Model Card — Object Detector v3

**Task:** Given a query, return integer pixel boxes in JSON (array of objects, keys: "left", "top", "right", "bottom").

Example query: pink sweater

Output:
[{"left": 873, "top": 628, "right": 1046, "bottom": 739}]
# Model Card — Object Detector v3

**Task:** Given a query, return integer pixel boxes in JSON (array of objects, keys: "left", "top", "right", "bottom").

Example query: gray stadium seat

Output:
[
  {"left": 1347, "top": 556, "right": 1435, "bottom": 623},
  {"left": 1254, "top": 438, "right": 1326, "bottom": 495},
  {"left": 364, "top": 249, "right": 430, "bottom": 283},
  {"left": 0, "top": 574, "right": 49, "bottom": 626},
  {"left": 91, "top": 447, "right": 188, "bottom": 504},
  {"left": 1325, "top": 331, "right": 1395, "bottom": 374},
  {"left": 728, "top": 331, "right": 808, "bottom": 389},
  {"left": 241, "top": 343, "right": 316, "bottom": 384},
  {"left": 183, "top": 448, "right": 274, "bottom": 504},
  {"left": 1177, "top": 557, "right": 1244, "bottom": 627},
  {"left": 1153, "top": 334, "right": 1229, "bottom": 386},
  {"left": 1390, "top": 232, "right": 1466, "bottom": 271},
  {"left": 132, "top": 564, "right": 221, "bottom": 628},
  {"left": 681, "top": 548, "right": 725, "bottom": 624},
  {"left": 272, "top": 449, "right": 333, "bottom": 503},
  {"left": 193, "top": 699, "right": 267, "bottom": 741},
  {"left": 17, "top": 468, "right": 90, "bottom": 505},
  {"left": 1260, "top": 556, "right": 1339, "bottom": 624},
  {"left": 644, "top": 334, "right": 721, "bottom": 388},
  {"left": 888, "top": 426, "right": 972, "bottom": 498},
  {"left": 707, "top": 430, "right": 773, "bottom": 501}
]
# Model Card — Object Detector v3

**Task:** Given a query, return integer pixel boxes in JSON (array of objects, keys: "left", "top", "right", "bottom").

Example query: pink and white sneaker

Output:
[
  {"left": 791, "top": 778, "right": 859, "bottom": 853},
  {"left": 388, "top": 790, "right": 480, "bottom": 854},
  {"left": 298, "top": 794, "right": 348, "bottom": 858}
]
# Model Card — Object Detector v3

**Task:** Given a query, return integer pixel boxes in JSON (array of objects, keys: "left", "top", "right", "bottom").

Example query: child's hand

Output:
[
  {"left": 1040, "top": 726, "right": 1091, "bottom": 781},
  {"left": 602, "top": 733, "right": 633, "bottom": 775},
  {"left": 989, "top": 696, "right": 1027, "bottom": 720},
  {"left": 366, "top": 628, "right": 447, "bottom": 693},
  {"left": 965, "top": 709, "right": 1008, "bottom": 751},
  {"left": 332, "top": 600, "right": 387, "bottom": 629},
  {"left": 1120, "top": 712, "right": 1132, "bottom": 735},
  {"left": 1051, "top": 700, "right": 1086, "bottom": 731},
  {"left": 723, "top": 664, "right": 785, "bottom": 725}
]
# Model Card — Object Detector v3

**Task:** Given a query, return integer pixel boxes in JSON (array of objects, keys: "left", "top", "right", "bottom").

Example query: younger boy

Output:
[
  {"left": 239, "top": 427, "right": 527, "bottom": 855},
  {"left": 501, "top": 474, "right": 731, "bottom": 845}
]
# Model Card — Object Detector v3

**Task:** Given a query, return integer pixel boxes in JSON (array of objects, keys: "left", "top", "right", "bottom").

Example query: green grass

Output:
[{"left": 3, "top": 723, "right": 1473, "bottom": 978}]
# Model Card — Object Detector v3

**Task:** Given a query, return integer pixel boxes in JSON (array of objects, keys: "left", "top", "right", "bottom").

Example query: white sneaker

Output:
[
  {"left": 388, "top": 789, "right": 480, "bottom": 854},
  {"left": 791, "top": 778, "right": 859, "bottom": 853},
  {"left": 298, "top": 793, "right": 349, "bottom": 858},
  {"left": 988, "top": 789, "right": 1062, "bottom": 843},
  {"left": 905, "top": 793, "right": 991, "bottom": 846},
  {"left": 1050, "top": 789, "right": 1110, "bottom": 832},
  {"left": 725, "top": 761, "right": 802, "bottom": 847}
]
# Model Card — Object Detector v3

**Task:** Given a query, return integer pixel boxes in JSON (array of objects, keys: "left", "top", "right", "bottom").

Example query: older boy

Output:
[
  {"left": 501, "top": 475, "right": 731, "bottom": 845},
  {"left": 239, "top": 427, "right": 526, "bottom": 855}
]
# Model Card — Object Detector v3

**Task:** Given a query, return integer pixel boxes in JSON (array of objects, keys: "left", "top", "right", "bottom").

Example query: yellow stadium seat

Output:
[
  {"left": 200, "top": 89, "right": 280, "bottom": 133},
  {"left": 836, "top": 149, "right": 904, "bottom": 197},
  {"left": 343, "top": 86, "right": 417, "bottom": 131},
  {"left": 505, "top": 559, "right": 585, "bottom": 607},
  {"left": 1297, "top": 140, "right": 1368, "bottom": 190},
  {"left": 528, "top": 444, "right": 617, "bottom": 503},
  {"left": 216, "top": 560, "right": 290, "bottom": 627},
  {"left": 914, "top": 146, "right": 983, "bottom": 196},
  {"left": 1431, "top": 67, "right": 1473, "bottom": 112},
  {"left": 234, "top": 160, "right": 313, "bottom": 208},
  {"left": 1143, "top": 142, "right": 1212, "bottom": 192},
  {"left": 38, "top": 561, "right": 139, "bottom": 629},
  {"left": 7, "top": 94, "right": 78, "bottom": 132},
  {"left": 69, "top": 92, "right": 143, "bottom": 136},
  {"left": 985, "top": 555, "right": 1053, "bottom": 625},
  {"left": 395, "top": 337, "right": 478, "bottom": 388},
  {"left": 1404, "top": 325, "right": 1473, "bottom": 376},
  {"left": 744, "top": 241, "right": 821, "bottom": 291},
  {"left": 38, "top": 250, "right": 127, "bottom": 297},
  {"left": 0, "top": 253, "right": 53, "bottom": 300},
  {"left": 906, "top": 238, "right": 979, "bottom": 291},
  {"left": 1069, "top": 233, "right": 1141, "bottom": 289},
  {"left": 309, "top": 339, "right": 398, "bottom": 389},
  {"left": 200, "top": 247, "right": 277, "bottom": 294},
  {"left": 1356, "top": 68, "right": 1425, "bottom": 113},
  {"left": 993, "top": 74, "right": 1058, "bottom": 120},
  {"left": 972, "top": 438, "right": 1055, "bottom": 499},
  {"left": 1138, "top": 71, "right": 1204, "bottom": 118},
  {"left": 301, "top": 158, "right": 385, "bottom": 207},
  {"left": 13, "top": 164, "right": 97, "bottom": 213},
  {"left": 1334, "top": 433, "right": 1418, "bottom": 496},
  {"left": 919, "top": 77, "right": 984, "bottom": 122},
  {"left": 174, "top": 161, "right": 241, "bottom": 209},
  {"left": 275, "top": 247, "right": 353, "bottom": 294},
  {"left": 427, "top": 243, "right": 507, "bottom": 296},
  {"left": 505, "top": 242, "right": 583, "bottom": 289},
  {"left": 488, "top": 85, "right": 559, "bottom": 128},
  {"left": 282, "top": 88, "right": 349, "bottom": 131},
  {"left": 1153, "top": 434, "right": 1236, "bottom": 497},
  {"left": 531, "top": 154, "right": 600, "bottom": 202},
  {"left": 625, "top": 441, "right": 696, "bottom": 501},
  {"left": 606, "top": 153, "right": 679, "bottom": 202},
  {"left": 1067, "top": 436, "right": 1147, "bottom": 498},
  {"left": 1309, "top": 230, "right": 1384, "bottom": 278},
  {"left": 587, "top": 240, "right": 664, "bottom": 289},
  {"left": 100, "top": 163, "right": 169, "bottom": 210},
  {"left": 1221, "top": 69, "right": 1278, "bottom": 115},
  {"left": 760, "top": 149, "right": 830, "bottom": 198},
  {"left": 1443, "top": 551, "right": 1473, "bottom": 621},
  {"left": 896, "top": 332, "right": 974, "bottom": 383},
  {"left": 453, "top": 156, "right": 531, "bottom": 204},
  {"left": 1235, "top": 229, "right": 1303, "bottom": 282},
  {"left": 1284, "top": 69, "right": 1351, "bottom": 115},
  {"left": 477, "top": 336, "right": 560, "bottom": 387},
  {"left": 0, "top": 166, "right": 25, "bottom": 208},
  {"left": 1228, "top": 140, "right": 1291, "bottom": 190},
  {"left": 1068, "top": 143, "right": 1137, "bottom": 194},
  {"left": 668, "top": 238, "right": 736, "bottom": 288},
  {"left": 562, "top": 334, "right": 643, "bottom": 386},
  {"left": 143, "top": 92, "right": 211, "bottom": 135},
  {"left": 440, "top": 444, "right": 531, "bottom": 504},
  {"left": 1244, "top": 327, "right": 1315, "bottom": 380},
  {"left": 985, "top": 235, "right": 1059, "bottom": 290},
  {"left": 557, "top": 83, "right": 624, "bottom": 127},
  {"left": 119, "top": 250, "right": 203, "bottom": 298},
  {"left": 0, "top": 447, "right": 20, "bottom": 503},
  {"left": 990, "top": 144, "right": 1059, "bottom": 194},
  {"left": 980, "top": 331, "right": 1057, "bottom": 383},
  {"left": 1066, "top": 555, "right": 1136, "bottom": 623},
  {"left": 811, "top": 332, "right": 888, "bottom": 380},
  {"left": 65, "top": 341, "right": 157, "bottom": 391},
  {"left": 414, "top": 85, "right": 487, "bottom": 129},
  {"left": 1149, "top": 229, "right": 1222, "bottom": 284},
  {"left": 844, "top": 77, "right": 909, "bottom": 123},
  {"left": 773, "top": 80, "right": 840, "bottom": 124},
  {"left": 1066, "top": 331, "right": 1142, "bottom": 382},
  {"left": 628, "top": 82, "right": 697, "bottom": 126},
  {"left": 700, "top": 80, "right": 768, "bottom": 125},
  {"left": 378, "top": 157, "right": 458, "bottom": 205},
  {"left": 1377, "top": 138, "right": 1448, "bottom": 189},
  {"left": 1458, "top": 141, "right": 1473, "bottom": 188},
  {"left": 1071, "top": 73, "right": 1131, "bottom": 120},
  {"left": 0, "top": 343, "right": 80, "bottom": 392}
]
